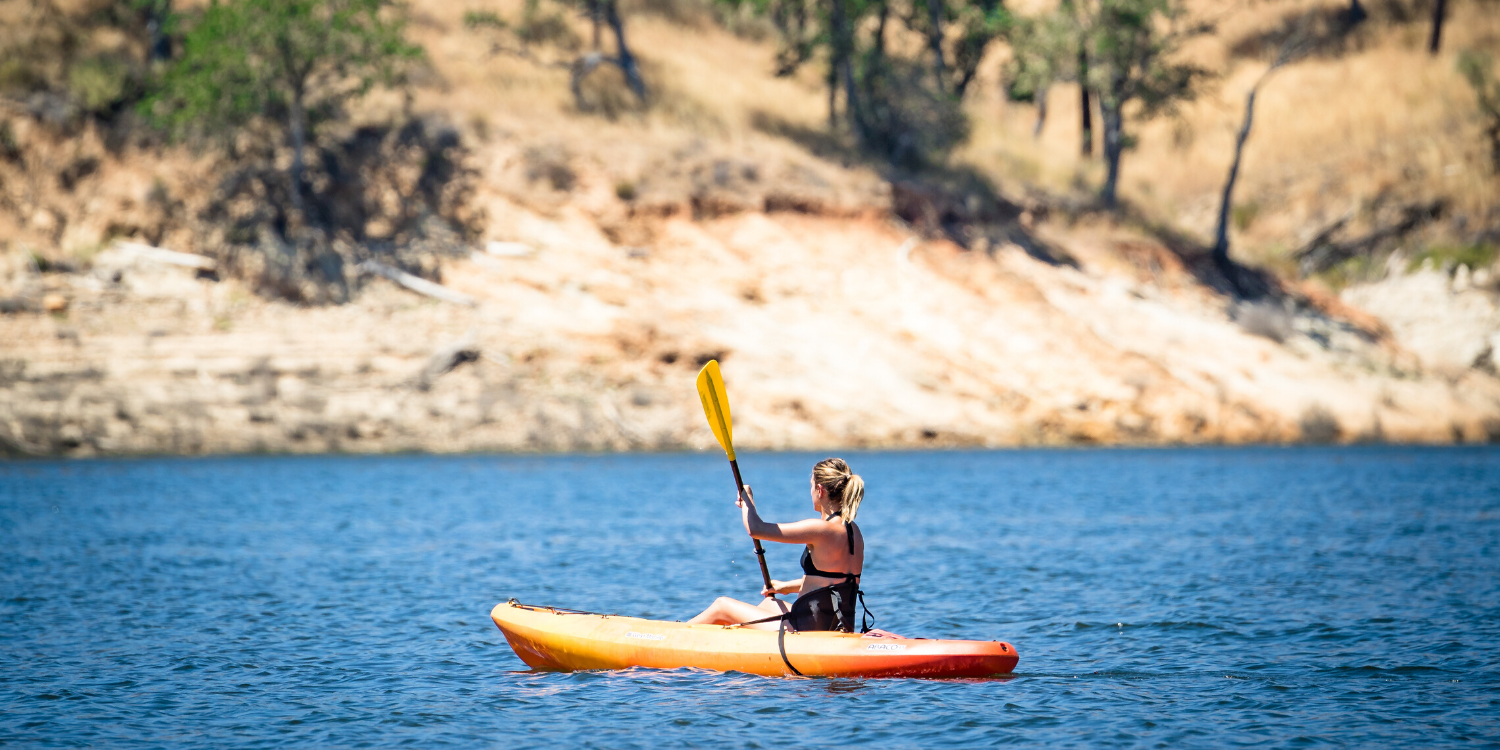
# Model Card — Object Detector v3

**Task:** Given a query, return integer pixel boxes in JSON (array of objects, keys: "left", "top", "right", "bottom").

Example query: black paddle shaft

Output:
[{"left": 728, "top": 458, "right": 776, "bottom": 596}]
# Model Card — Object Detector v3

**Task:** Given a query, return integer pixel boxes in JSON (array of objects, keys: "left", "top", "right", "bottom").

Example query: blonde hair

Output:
[{"left": 812, "top": 457, "right": 865, "bottom": 524}]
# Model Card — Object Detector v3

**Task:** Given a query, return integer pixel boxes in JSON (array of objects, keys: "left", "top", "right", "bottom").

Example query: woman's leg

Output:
[{"left": 687, "top": 596, "right": 791, "bottom": 630}]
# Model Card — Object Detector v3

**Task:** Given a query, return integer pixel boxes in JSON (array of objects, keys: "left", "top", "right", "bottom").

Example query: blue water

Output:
[{"left": 2, "top": 447, "right": 1497, "bottom": 747}]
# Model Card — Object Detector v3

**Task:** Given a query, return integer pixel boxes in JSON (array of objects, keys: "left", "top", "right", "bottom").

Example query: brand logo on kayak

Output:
[
  {"left": 625, "top": 631, "right": 666, "bottom": 641},
  {"left": 865, "top": 643, "right": 907, "bottom": 651}
]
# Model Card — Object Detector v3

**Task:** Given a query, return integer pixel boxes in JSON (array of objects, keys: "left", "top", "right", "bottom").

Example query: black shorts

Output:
[{"left": 787, "top": 581, "right": 860, "bottom": 633}]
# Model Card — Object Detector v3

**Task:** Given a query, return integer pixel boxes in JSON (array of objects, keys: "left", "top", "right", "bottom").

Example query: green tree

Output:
[
  {"left": 1066, "top": 0, "right": 1207, "bottom": 207},
  {"left": 945, "top": 0, "right": 1010, "bottom": 97},
  {"left": 1002, "top": 10, "right": 1074, "bottom": 138},
  {"left": 147, "top": 0, "right": 419, "bottom": 219},
  {"left": 716, "top": 0, "right": 987, "bottom": 167}
]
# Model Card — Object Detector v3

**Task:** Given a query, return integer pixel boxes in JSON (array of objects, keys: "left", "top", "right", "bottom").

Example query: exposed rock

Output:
[
  {"left": 2, "top": 208, "right": 1497, "bottom": 456},
  {"left": 1342, "top": 261, "right": 1500, "bottom": 376}
]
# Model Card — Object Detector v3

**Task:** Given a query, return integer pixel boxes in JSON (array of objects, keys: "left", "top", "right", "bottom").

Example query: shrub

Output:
[
  {"left": 0, "top": 59, "right": 43, "bottom": 92},
  {"left": 0, "top": 120, "right": 19, "bottom": 162},
  {"left": 1406, "top": 243, "right": 1498, "bottom": 274},
  {"left": 524, "top": 146, "right": 576, "bottom": 191},
  {"left": 463, "top": 10, "right": 507, "bottom": 29},
  {"left": 1457, "top": 50, "right": 1500, "bottom": 173},
  {"left": 1232, "top": 200, "right": 1260, "bottom": 232},
  {"left": 625, "top": 0, "right": 711, "bottom": 26},
  {"left": 855, "top": 56, "right": 970, "bottom": 169},
  {"left": 1299, "top": 404, "right": 1340, "bottom": 444},
  {"left": 68, "top": 56, "right": 132, "bottom": 114},
  {"left": 516, "top": 0, "right": 581, "bottom": 49}
]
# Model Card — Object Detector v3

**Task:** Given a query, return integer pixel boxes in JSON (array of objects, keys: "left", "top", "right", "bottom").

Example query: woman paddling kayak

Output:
[
  {"left": 491, "top": 454, "right": 1018, "bottom": 676},
  {"left": 688, "top": 457, "right": 872, "bottom": 633}
]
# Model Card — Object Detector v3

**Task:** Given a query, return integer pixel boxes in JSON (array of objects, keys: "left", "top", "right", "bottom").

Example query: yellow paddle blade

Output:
[{"left": 695, "top": 360, "right": 735, "bottom": 461}]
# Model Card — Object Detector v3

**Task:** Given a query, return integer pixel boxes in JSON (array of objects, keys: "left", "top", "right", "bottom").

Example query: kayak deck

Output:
[{"left": 491, "top": 600, "right": 1019, "bottom": 678}]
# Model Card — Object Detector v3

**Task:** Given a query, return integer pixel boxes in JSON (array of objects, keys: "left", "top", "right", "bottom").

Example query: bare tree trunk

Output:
[
  {"left": 829, "top": 0, "right": 848, "bottom": 114},
  {"left": 146, "top": 0, "right": 172, "bottom": 62},
  {"left": 772, "top": 0, "right": 814, "bottom": 75},
  {"left": 1078, "top": 49, "right": 1092, "bottom": 156},
  {"left": 288, "top": 91, "right": 307, "bottom": 219},
  {"left": 1428, "top": 0, "right": 1446, "bottom": 55},
  {"left": 874, "top": 0, "right": 889, "bottom": 58},
  {"left": 1080, "top": 86, "right": 1093, "bottom": 156},
  {"left": 589, "top": 0, "right": 602, "bottom": 50},
  {"left": 1212, "top": 85, "right": 1259, "bottom": 294},
  {"left": 604, "top": 0, "right": 646, "bottom": 101},
  {"left": 1100, "top": 98, "right": 1123, "bottom": 208},
  {"left": 1033, "top": 85, "right": 1048, "bottom": 138},
  {"left": 828, "top": 67, "right": 838, "bottom": 128},
  {"left": 927, "top": 0, "right": 946, "bottom": 92},
  {"left": 831, "top": 0, "right": 860, "bottom": 132}
]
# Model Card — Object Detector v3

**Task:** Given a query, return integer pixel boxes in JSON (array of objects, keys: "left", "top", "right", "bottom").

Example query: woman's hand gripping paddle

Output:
[{"left": 696, "top": 360, "right": 777, "bottom": 599}]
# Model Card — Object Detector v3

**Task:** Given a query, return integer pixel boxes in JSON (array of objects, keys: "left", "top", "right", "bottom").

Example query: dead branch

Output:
[
  {"left": 1294, "top": 201, "right": 1445, "bottom": 276},
  {"left": 358, "top": 260, "right": 477, "bottom": 306}
]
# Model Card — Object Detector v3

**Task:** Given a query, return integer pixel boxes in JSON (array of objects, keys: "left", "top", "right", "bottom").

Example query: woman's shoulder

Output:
[{"left": 801, "top": 516, "right": 844, "bottom": 537}]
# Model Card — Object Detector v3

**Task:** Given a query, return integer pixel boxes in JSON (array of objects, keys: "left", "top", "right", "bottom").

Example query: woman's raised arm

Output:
[{"left": 738, "top": 486, "right": 834, "bottom": 545}]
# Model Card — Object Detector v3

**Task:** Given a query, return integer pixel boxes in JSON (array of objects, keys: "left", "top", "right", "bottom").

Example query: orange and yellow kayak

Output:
[{"left": 491, "top": 600, "right": 1019, "bottom": 678}]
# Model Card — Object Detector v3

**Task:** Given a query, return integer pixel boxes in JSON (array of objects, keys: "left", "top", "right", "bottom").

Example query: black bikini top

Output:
[{"left": 800, "top": 516, "right": 859, "bottom": 580}]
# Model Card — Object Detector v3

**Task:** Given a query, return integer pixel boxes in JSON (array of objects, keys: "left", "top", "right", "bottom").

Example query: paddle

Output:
[{"left": 695, "top": 359, "right": 777, "bottom": 599}]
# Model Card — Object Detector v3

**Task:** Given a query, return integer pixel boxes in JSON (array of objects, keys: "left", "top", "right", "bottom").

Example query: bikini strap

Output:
[{"left": 800, "top": 516, "right": 860, "bottom": 579}]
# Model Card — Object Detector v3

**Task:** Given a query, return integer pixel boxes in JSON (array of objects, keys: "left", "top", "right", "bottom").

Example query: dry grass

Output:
[
  {"left": 958, "top": 0, "right": 1500, "bottom": 264},
  {"left": 6, "top": 0, "right": 1499, "bottom": 277},
  {"left": 403, "top": 0, "right": 830, "bottom": 150},
  {"left": 378, "top": 0, "right": 893, "bottom": 233}
]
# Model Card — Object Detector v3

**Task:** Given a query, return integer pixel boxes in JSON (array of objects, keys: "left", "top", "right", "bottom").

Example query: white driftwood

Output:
[
  {"left": 485, "top": 241, "right": 536, "bottom": 257},
  {"left": 110, "top": 241, "right": 218, "bottom": 270},
  {"left": 358, "top": 260, "right": 477, "bottom": 307}
]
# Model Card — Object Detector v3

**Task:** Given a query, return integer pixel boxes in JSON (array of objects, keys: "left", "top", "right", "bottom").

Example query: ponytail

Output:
[
  {"left": 812, "top": 457, "right": 865, "bottom": 523},
  {"left": 840, "top": 473, "right": 864, "bottom": 524}
]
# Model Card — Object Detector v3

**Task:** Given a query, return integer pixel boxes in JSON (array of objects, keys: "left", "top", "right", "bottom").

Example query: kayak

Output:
[{"left": 490, "top": 600, "right": 1019, "bottom": 678}]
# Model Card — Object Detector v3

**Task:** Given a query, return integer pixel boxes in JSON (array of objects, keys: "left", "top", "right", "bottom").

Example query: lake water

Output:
[{"left": 2, "top": 447, "right": 1497, "bottom": 747}]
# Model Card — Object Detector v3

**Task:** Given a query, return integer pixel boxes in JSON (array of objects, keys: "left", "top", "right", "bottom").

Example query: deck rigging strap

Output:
[
  {"left": 776, "top": 619, "right": 803, "bottom": 677},
  {"left": 507, "top": 599, "right": 612, "bottom": 617}
]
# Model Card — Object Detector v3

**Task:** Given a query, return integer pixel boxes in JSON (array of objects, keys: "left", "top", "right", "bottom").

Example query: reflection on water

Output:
[{"left": 1, "top": 447, "right": 1497, "bottom": 746}]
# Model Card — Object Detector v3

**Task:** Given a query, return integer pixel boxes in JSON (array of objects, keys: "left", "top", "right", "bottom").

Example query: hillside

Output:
[{"left": 1, "top": 0, "right": 1498, "bottom": 455}]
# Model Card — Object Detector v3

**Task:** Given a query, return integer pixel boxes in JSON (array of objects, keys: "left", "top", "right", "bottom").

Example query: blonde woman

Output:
[{"left": 688, "top": 457, "right": 872, "bottom": 633}]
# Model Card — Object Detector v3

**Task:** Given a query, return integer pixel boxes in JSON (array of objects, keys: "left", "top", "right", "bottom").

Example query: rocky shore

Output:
[{"left": 4, "top": 205, "right": 1498, "bottom": 457}]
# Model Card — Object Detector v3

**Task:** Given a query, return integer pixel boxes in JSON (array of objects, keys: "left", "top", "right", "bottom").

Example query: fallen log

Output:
[
  {"left": 109, "top": 241, "right": 218, "bottom": 270},
  {"left": 358, "top": 260, "right": 477, "bottom": 307}
]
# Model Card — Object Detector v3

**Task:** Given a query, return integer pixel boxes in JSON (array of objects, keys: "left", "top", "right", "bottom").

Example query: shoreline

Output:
[
  {"left": 5, "top": 213, "right": 1498, "bottom": 458},
  {"left": 6, "top": 439, "right": 1497, "bottom": 462}
]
